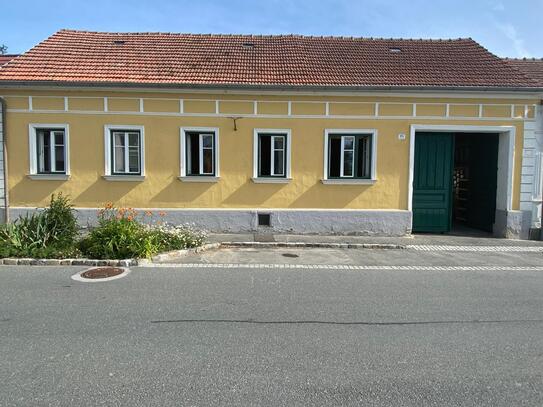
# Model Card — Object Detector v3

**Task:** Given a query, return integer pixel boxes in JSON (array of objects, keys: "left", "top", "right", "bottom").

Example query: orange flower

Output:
[
  {"left": 127, "top": 215, "right": 134, "bottom": 221},
  {"left": 145, "top": 211, "right": 153, "bottom": 216},
  {"left": 104, "top": 202, "right": 114, "bottom": 209},
  {"left": 159, "top": 211, "right": 166, "bottom": 217}
]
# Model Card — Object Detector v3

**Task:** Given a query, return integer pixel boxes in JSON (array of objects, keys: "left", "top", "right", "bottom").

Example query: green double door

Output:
[
  {"left": 412, "top": 132, "right": 499, "bottom": 233},
  {"left": 412, "top": 133, "right": 454, "bottom": 233}
]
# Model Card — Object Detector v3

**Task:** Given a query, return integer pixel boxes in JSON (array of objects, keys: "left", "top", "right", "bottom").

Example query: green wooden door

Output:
[{"left": 412, "top": 133, "right": 454, "bottom": 233}]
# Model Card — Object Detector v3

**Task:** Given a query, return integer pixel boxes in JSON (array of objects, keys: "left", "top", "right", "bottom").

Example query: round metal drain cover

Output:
[
  {"left": 282, "top": 253, "right": 299, "bottom": 258},
  {"left": 80, "top": 267, "right": 125, "bottom": 279}
]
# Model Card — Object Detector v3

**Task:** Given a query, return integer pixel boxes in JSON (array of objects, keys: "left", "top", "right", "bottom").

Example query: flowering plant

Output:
[{"left": 78, "top": 203, "right": 206, "bottom": 259}]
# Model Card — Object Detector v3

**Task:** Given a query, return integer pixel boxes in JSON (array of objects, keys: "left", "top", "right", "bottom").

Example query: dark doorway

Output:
[
  {"left": 452, "top": 133, "right": 499, "bottom": 233},
  {"left": 412, "top": 132, "right": 499, "bottom": 234}
]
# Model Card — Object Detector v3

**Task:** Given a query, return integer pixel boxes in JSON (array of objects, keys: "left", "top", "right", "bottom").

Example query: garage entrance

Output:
[{"left": 412, "top": 131, "right": 500, "bottom": 234}]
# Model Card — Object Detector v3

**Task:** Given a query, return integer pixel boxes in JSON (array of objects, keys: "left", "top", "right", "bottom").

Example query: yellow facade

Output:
[{"left": 1, "top": 88, "right": 538, "bottom": 212}]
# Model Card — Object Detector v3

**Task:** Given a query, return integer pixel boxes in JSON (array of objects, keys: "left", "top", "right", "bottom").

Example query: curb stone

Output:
[
  {"left": 0, "top": 257, "right": 138, "bottom": 267},
  {"left": 220, "top": 242, "right": 406, "bottom": 250}
]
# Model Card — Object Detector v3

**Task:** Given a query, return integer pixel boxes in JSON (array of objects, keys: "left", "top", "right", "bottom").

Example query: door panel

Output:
[{"left": 412, "top": 133, "right": 454, "bottom": 233}]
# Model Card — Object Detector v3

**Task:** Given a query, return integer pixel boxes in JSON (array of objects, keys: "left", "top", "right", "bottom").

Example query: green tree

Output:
[{"left": 0, "top": 44, "right": 7, "bottom": 55}]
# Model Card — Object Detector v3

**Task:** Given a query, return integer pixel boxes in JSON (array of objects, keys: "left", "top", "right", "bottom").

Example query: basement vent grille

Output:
[{"left": 258, "top": 213, "right": 271, "bottom": 227}]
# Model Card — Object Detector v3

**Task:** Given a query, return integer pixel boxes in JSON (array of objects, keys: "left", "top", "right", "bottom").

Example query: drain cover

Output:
[
  {"left": 80, "top": 267, "right": 125, "bottom": 279},
  {"left": 282, "top": 253, "right": 299, "bottom": 258}
]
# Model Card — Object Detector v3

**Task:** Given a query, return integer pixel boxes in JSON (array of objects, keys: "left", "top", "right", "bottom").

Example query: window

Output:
[
  {"left": 36, "top": 129, "right": 66, "bottom": 173},
  {"left": 111, "top": 131, "right": 141, "bottom": 175},
  {"left": 180, "top": 128, "right": 219, "bottom": 180},
  {"left": 28, "top": 124, "right": 69, "bottom": 177},
  {"left": 104, "top": 125, "right": 145, "bottom": 179},
  {"left": 253, "top": 129, "right": 291, "bottom": 182},
  {"left": 324, "top": 130, "right": 376, "bottom": 183}
]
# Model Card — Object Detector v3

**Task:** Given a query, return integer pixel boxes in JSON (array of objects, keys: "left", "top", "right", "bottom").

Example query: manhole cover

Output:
[
  {"left": 80, "top": 267, "right": 125, "bottom": 279},
  {"left": 282, "top": 253, "right": 299, "bottom": 258}
]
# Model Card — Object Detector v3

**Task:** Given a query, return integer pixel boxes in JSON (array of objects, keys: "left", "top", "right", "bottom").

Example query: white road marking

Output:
[
  {"left": 139, "top": 263, "right": 543, "bottom": 271},
  {"left": 407, "top": 245, "right": 543, "bottom": 252}
]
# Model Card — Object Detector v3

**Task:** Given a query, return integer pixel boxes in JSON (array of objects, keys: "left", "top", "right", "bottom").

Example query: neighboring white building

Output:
[{"left": 504, "top": 58, "right": 543, "bottom": 237}]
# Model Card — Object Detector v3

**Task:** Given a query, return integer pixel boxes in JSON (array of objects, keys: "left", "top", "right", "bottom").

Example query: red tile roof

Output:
[
  {"left": 503, "top": 58, "right": 543, "bottom": 86},
  {"left": 0, "top": 29, "right": 540, "bottom": 90},
  {"left": 0, "top": 54, "right": 18, "bottom": 66}
]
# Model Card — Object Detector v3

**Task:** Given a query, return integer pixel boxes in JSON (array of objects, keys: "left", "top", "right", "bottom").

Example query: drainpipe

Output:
[{"left": 0, "top": 96, "right": 8, "bottom": 223}]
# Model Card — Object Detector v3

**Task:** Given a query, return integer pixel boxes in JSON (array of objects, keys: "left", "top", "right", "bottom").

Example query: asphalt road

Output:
[{"left": 1, "top": 250, "right": 543, "bottom": 406}]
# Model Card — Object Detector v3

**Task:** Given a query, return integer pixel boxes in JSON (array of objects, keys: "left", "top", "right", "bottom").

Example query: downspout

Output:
[{"left": 0, "top": 96, "right": 8, "bottom": 223}]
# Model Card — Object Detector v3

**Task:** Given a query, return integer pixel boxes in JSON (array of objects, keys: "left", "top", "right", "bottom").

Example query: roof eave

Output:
[{"left": 0, "top": 80, "right": 542, "bottom": 94}]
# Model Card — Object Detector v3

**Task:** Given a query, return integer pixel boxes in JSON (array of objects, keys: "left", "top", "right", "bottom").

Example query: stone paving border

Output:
[
  {"left": 0, "top": 258, "right": 138, "bottom": 266},
  {"left": 141, "top": 263, "right": 543, "bottom": 272},
  {"left": 408, "top": 245, "right": 543, "bottom": 252},
  {"left": 221, "top": 242, "right": 405, "bottom": 249},
  {"left": 0, "top": 243, "right": 222, "bottom": 267}
]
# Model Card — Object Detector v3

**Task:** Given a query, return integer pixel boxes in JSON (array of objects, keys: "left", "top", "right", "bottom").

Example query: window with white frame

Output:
[
  {"left": 182, "top": 129, "right": 218, "bottom": 177},
  {"left": 254, "top": 129, "right": 291, "bottom": 179},
  {"left": 105, "top": 126, "right": 144, "bottom": 176},
  {"left": 112, "top": 131, "right": 141, "bottom": 175},
  {"left": 259, "top": 133, "right": 286, "bottom": 177},
  {"left": 29, "top": 125, "right": 68, "bottom": 175},
  {"left": 327, "top": 133, "right": 373, "bottom": 179}
]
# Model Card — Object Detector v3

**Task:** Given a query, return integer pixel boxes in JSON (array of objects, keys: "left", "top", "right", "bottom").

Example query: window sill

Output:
[
  {"left": 252, "top": 177, "right": 291, "bottom": 184},
  {"left": 27, "top": 174, "right": 70, "bottom": 181},
  {"left": 103, "top": 175, "right": 145, "bottom": 182},
  {"left": 178, "top": 176, "right": 220, "bottom": 183},
  {"left": 321, "top": 178, "right": 376, "bottom": 185}
]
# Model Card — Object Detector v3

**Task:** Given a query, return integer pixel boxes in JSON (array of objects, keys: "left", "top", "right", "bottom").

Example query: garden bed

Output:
[{"left": 0, "top": 194, "right": 207, "bottom": 262}]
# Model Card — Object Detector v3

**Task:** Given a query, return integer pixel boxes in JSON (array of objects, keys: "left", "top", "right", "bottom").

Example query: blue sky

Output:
[{"left": 1, "top": 0, "right": 542, "bottom": 58}]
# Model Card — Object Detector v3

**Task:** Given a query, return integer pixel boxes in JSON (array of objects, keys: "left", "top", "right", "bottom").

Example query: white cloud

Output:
[{"left": 496, "top": 22, "right": 532, "bottom": 57}]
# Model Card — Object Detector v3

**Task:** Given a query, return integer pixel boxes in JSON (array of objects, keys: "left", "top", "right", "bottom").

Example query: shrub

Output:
[
  {"left": 78, "top": 207, "right": 145, "bottom": 259},
  {"left": 78, "top": 205, "right": 206, "bottom": 259},
  {"left": 0, "top": 193, "right": 80, "bottom": 258}
]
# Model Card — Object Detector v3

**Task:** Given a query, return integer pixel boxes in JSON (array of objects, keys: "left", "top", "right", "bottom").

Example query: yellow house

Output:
[{"left": 0, "top": 30, "right": 542, "bottom": 237}]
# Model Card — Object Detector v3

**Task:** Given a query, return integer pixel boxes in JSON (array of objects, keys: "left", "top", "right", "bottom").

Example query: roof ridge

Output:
[
  {"left": 503, "top": 57, "right": 543, "bottom": 61},
  {"left": 56, "top": 29, "right": 474, "bottom": 42}
]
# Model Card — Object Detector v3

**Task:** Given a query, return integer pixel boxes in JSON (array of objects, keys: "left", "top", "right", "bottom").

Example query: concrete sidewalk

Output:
[{"left": 207, "top": 232, "right": 543, "bottom": 247}]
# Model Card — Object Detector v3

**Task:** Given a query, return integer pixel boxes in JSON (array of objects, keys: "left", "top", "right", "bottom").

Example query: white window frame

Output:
[
  {"left": 104, "top": 125, "right": 145, "bottom": 181},
  {"left": 28, "top": 123, "right": 70, "bottom": 179},
  {"left": 253, "top": 129, "right": 292, "bottom": 183},
  {"left": 198, "top": 133, "right": 215, "bottom": 175},
  {"left": 340, "top": 135, "right": 356, "bottom": 178},
  {"left": 322, "top": 129, "right": 377, "bottom": 185},
  {"left": 111, "top": 131, "right": 141, "bottom": 175},
  {"left": 179, "top": 127, "right": 220, "bottom": 182}
]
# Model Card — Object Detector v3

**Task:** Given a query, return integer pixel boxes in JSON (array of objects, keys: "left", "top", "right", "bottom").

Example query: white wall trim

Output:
[
  {"left": 6, "top": 108, "right": 535, "bottom": 122},
  {"left": 323, "top": 128, "right": 378, "bottom": 182},
  {"left": 103, "top": 124, "right": 145, "bottom": 176},
  {"left": 252, "top": 128, "right": 292, "bottom": 180},
  {"left": 2, "top": 84, "right": 541, "bottom": 98},
  {"left": 179, "top": 127, "right": 220, "bottom": 178},
  {"left": 28, "top": 123, "right": 70, "bottom": 176},
  {"left": 408, "top": 124, "right": 516, "bottom": 216}
]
